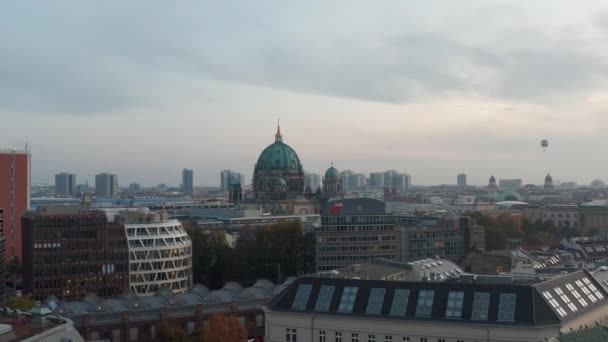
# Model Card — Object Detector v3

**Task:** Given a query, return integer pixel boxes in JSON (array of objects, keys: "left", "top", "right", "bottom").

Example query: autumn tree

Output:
[
  {"left": 200, "top": 314, "right": 247, "bottom": 342},
  {"left": 4, "top": 295, "right": 34, "bottom": 311},
  {"left": 158, "top": 318, "right": 188, "bottom": 342}
]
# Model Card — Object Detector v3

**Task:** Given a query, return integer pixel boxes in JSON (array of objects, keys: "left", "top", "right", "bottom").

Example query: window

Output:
[
  {"left": 445, "top": 291, "right": 464, "bottom": 318},
  {"left": 438, "top": 339, "right": 445, "bottom": 342},
  {"left": 543, "top": 291, "right": 567, "bottom": 317},
  {"left": 366, "top": 288, "right": 386, "bottom": 314},
  {"left": 292, "top": 284, "right": 313, "bottom": 310},
  {"left": 403, "top": 338, "right": 410, "bottom": 342},
  {"left": 315, "top": 285, "right": 335, "bottom": 312},
  {"left": 385, "top": 336, "right": 392, "bottom": 342},
  {"left": 471, "top": 292, "right": 490, "bottom": 320},
  {"left": 390, "top": 289, "right": 410, "bottom": 316},
  {"left": 415, "top": 290, "right": 435, "bottom": 317},
  {"left": 419, "top": 338, "right": 427, "bottom": 342},
  {"left": 320, "top": 330, "right": 326, "bottom": 342},
  {"left": 368, "top": 334, "right": 376, "bottom": 342},
  {"left": 497, "top": 293, "right": 517, "bottom": 322},
  {"left": 335, "top": 332, "right": 342, "bottom": 342},
  {"left": 286, "top": 328, "right": 297, "bottom": 342},
  {"left": 352, "top": 333, "right": 359, "bottom": 342},
  {"left": 338, "top": 287, "right": 359, "bottom": 313}
]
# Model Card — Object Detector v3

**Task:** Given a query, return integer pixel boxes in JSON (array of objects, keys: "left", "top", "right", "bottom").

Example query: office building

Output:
[
  {"left": 457, "top": 173, "right": 467, "bottom": 187},
  {"left": 22, "top": 206, "right": 129, "bottom": 300},
  {"left": 394, "top": 173, "right": 411, "bottom": 191},
  {"left": 351, "top": 173, "right": 368, "bottom": 188},
  {"left": 500, "top": 178, "right": 523, "bottom": 189},
  {"left": 182, "top": 168, "right": 193, "bottom": 194},
  {"left": 340, "top": 170, "right": 354, "bottom": 192},
  {"left": 95, "top": 173, "right": 118, "bottom": 197},
  {"left": 369, "top": 172, "right": 384, "bottom": 187},
  {"left": 316, "top": 198, "right": 399, "bottom": 271},
  {"left": 114, "top": 209, "right": 193, "bottom": 296},
  {"left": 0, "top": 149, "right": 30, "bottom": 264},
  {"left": 55, "top": 172, "right": 76, "bottom": 197},
  {"left": 305, "top": 172, "right": 321, "bottom": 192},
  {"left": 221, "top": 169, "right": 245, "bottom": 191},
  {"left": 265, "top": 270, "right": 608, "bottom": 342},
  {"left": 383, "top": 170, "right": 398, "bottom": 187},
  {"left": 128, "top": 182, "right": 141, "bottom": 193}
]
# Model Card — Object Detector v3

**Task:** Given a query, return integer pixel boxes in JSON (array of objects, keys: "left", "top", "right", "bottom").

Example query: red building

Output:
[{"left": 0, "top": 149, "right": 30, "bottom": 264}]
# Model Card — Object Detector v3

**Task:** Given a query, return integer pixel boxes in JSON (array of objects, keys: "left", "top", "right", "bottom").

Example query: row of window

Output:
[
  {"left": 289, "top": 329, "right": 468, "bottom": 342},
  {"left": 319, "top": 235, "right": 395, "bottom": 243},
  {"left": 318, "top": 245, "right": 396, "bottom": 252},
  {"left": 318, "top": 255, "right": 397, "bottom": 262},
  {"left": 292, "top": 284, "right": 517, "bottom": 321}
]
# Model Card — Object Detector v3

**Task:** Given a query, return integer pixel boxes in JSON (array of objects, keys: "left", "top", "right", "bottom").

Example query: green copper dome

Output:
[
  {"left": 325, "top": 165, "right": 339, "bottom": 178},
  {"left": 254, "top": 125, "right": 303, "bottom": 173}
]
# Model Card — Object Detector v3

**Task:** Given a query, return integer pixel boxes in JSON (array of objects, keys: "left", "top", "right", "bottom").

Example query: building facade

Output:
[
  {"left": 316, "top": 198, "right": 399, "bottom": 271},
  {"left": 322, "top": 165, "right": 342, "bottom": 198},
  {"left": 0, "top": 149, "right": 30, "bottom": 264},
  {"left": 22, "top": 206, "right": 129, "bottom": 300},
  {"left": 499, "top": 178, "right": 522, "bottom": 190},
  {"left": 115, "top": 210, "right": 193, "bottom": 296},
  {"left": 457, "top": 173, "right": 467, "bottom": 188},
  {"left": 95, "top": 173, "right": 118, "bottom": 197},
  {"left": 182, "top": 168, "right": 193, "bottom": 194},
  {"left": 305, "top": 172, "right": 321, "bottom": 192},
  {"left": 369, "top": 172, "right": 384, "bottom": 187},
  {"left": 265, "top": 271, "right": 608, "bottom": 342},
  {"left": 55, "top": 173, "right": 76, "bottom": 197}
]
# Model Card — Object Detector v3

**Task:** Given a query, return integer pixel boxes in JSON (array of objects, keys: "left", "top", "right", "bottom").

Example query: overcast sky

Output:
[{"left": 2, "top": 1, "right": 608, "bottom": 187}]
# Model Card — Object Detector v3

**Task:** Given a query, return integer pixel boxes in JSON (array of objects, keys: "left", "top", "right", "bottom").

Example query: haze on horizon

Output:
[{"left": 2, "top": 1, "right": 608, "bottom": 187}]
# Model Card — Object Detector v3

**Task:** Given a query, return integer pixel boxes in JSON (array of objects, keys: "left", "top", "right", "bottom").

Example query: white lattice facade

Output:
[{"left": 125, "top": 220, "right": 192, "bottom": 296}]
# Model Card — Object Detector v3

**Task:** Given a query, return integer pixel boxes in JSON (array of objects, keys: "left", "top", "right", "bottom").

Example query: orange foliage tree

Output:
[{"left": 201, "top": 314, "right": 247, "bottom": 342}]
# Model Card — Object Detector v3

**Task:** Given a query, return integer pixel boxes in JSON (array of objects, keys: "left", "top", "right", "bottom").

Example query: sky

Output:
[{"left": 2, "top": 1, "right": 608, "bottom": 187}]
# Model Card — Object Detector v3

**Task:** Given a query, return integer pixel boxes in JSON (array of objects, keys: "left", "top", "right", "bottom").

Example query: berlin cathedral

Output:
[{"left": 230, "top": 124, "right": 342, "bottom": 215}]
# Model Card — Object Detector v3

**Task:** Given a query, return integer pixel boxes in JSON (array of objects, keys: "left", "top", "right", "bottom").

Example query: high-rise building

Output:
[
  {"left": 182, "top": 168, "right": 193, "bottom": 194},
  {"left": 394, "top": 173, "right": 412, "bottom": 191},
  {"left": 305, "top": 172, "right": 322, "bottom": 191},
  {"left": 369, "top": 172, "right": 384, "bottom": 187},
  {"left": 128, "top": 183, "right": 141, "bottom": 193},
  {"left": 95, "top": 173, "right": 118, "bottom": 197},
  {"left": 22, "top": 206, "right": 129, "bottom": 300},
  {"left": 351, "top": 173, "right": 368, "bottom": 188},
  {"left": 55, "top": 172, "right": 76, "bottom": 197},
  {"left": 500, "top": 179, "right": 522, "bottom": 190},
  {"left": 340, "top": 170, "right": 354, "bottom": 192},
  {"left": 221, "top": 170, "right": 244, "bottom": 191},
  {"left": 0, "top": 149, "right": 30, "bottom": 264},
  {"left": 316, "top": 198, "right": 399, "bottom": 271},
  {"left": 383, "top": 170, "right": 399, "bottom": 187},
  {"left": 457, "top": 173, "right": 467, "bottom": 188},
  {"left": 114, "top": 209, "right": 193, "bottom": 296}
]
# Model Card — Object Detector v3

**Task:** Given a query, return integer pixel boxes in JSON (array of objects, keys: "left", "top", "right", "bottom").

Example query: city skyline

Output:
[{"left": 3, "top": 1, "right": 608, "bottom": 186}]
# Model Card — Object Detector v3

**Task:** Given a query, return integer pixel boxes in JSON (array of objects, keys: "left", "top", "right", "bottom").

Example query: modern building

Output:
[
  {"left": 112, "top": 209, "right": 193, "bottom": 296},
  {"left": 457, "top": 173, "right": 467, "bottom": 188},
  {"left": 369, "top": 172, "right": 384, "bottom": 187},
  {"left": 48, "top": 279, "right": 294, "bottom": 342},
  {"left": 0, "top": 149, "right": 30, "bottom": 264},
  {"left": 182, "top": 168, "right": 194, "bottom": 194},
  {"left": 95, "top": 173, "right": 118, "bottom": 197},
  {"left": 500, "top": 178, "right": 523, "bottom": 190},
  {"left": 55, "top": 172, "right": 76, "bottom": 197},
  {"left": 252, "top": 124, "right": 305, "bottom": 200},
  {"left": 305, "top": 172, "right": 322, "bottom": 192},
  {"left": 340, "top": 170, "right": 354, "bottom": 192},
  {"left": 265, "top": 270, "right": 608, "bottom": 342},
  {"left": 383, "top": 170, "right": 399, "bottom": 188},
  {"left": 316, "top": 198, "right": 399, "bottom": 271},
  {"left": 22, "top": 206, "right": 130, "bottom": 301},
  {"left": 398, "top": 216, "right": 485, "bottom": 262},
  {"left": 394, "top": 173, "right": 411, "bottom": 191},
  {"left": 128, "top": 182, "right": 141, "bottom": 193}
]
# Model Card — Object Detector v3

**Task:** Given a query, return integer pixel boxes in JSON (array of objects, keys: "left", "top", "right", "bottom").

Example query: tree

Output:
[
  {"left": 4, "top": 295, "right": 34, "bottom": 311},
  {"left": 158, "top": 318, "right": 188, "bottom": 342},
  {"left": 200, "top": 314, "right": 247, "bottom": 342}
]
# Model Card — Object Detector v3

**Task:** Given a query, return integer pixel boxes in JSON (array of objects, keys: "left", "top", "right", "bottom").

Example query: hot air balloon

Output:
[{"left": 540, "top": 139, "right": 548, "bottom": 151}]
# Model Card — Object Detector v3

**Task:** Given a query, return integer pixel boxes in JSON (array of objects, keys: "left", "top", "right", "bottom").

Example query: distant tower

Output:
[
  {"left": 488, "top": 175, "right": 498, "bottom": 192},
  {"left": 323, "top": 164, "right": 342, "bottom": 198},
  {"left": 229, "top": 176, "right": 242, "bottom": 204},
  {"left": 457, "top": 173, "right": 467, "bottom": 188},
  {"left": 544, "top": 173, "right": 554, "bottom": 190}
]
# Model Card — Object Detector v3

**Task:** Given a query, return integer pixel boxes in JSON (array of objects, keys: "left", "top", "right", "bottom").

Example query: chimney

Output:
[{"left": 29, "top": 301, "right": 52, "bottom": 326}]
